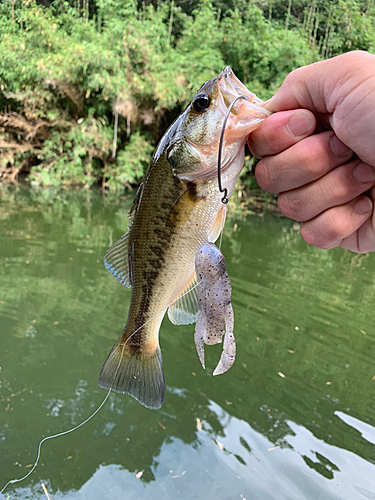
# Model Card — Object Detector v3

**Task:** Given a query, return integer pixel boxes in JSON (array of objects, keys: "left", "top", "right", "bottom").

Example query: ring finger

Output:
[{"left": 278, "top": 160, "right": 375, "bottom": 222}]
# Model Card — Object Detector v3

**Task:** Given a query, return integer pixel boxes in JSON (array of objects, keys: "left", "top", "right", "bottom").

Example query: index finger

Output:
[{"left": 248, "top": 109, "right": 316, "bottom": 158}]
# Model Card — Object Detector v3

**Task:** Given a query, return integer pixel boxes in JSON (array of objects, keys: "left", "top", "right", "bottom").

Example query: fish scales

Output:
[
  {"left": 99, "top": 67, "right": 270, "bottom": 409},
  {"left": 128, "top": 159, "right": 221, "bottom": 344}
]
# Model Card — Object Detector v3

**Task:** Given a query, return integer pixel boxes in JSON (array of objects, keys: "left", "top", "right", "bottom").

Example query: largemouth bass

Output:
[
  {"left": 99, "top": 67, "right": 270, "bottom": 409},
  {"left": 195, "top": 242, "right": 235, "bottom": 376}
]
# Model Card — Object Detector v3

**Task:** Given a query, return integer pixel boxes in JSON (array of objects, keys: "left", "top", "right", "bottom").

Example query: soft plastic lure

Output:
[{"left": 194, "top": 242, "right": 236, "bottom": 375}]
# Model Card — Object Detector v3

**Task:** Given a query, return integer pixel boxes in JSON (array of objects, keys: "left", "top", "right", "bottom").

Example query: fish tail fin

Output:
[{"left": 98, "top": 333, "right": 165, "bottom": 410}]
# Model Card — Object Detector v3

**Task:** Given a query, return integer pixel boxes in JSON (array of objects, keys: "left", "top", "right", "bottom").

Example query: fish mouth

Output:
[
  {"left": 181, "top": 67, "right": 270, "bottom": 183},
  {"left": 217, "top": 66, "right": 271, "bottom": 141}
]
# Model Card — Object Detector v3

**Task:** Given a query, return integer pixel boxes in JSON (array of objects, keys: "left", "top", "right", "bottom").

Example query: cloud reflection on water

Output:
[{"left": 3, "top": 399, "right": 375, "bottom": 500}]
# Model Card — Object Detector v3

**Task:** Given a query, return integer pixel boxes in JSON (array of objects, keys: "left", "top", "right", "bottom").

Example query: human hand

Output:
[{"left": 249, "top": 50, "right": 375, "bottom": 253}]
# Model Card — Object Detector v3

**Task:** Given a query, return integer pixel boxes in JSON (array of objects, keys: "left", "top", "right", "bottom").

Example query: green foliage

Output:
[
  {"left": 221, "top": 3, "right": 318, "bottom": 97},
  {"left": 105, "top": 131, "right": 154, "bottom": 190},
  {"left": 259, "top": 0, "right": 375, "bottom": 57},
  {"left": 30, "top": 117, "right": 112, "bottom": 187},
  {"left": 0, "top": 0, "right": 374, "bottom": 191}
]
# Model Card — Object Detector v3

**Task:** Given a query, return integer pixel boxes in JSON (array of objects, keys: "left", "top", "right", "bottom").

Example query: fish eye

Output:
[{"left": 192, "top": 93, "right": 211, "bottom": 113}]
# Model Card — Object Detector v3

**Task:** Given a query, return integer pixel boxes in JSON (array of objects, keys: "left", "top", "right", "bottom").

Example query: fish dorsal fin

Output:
[
  {"left": 104, "top": 231, "right": 131, "bottom": 288},
  {"left": 103, "top": 183, "right": 143, "bottom": 287},
  {"left": 168, "top": 274, "right": 199, "bottom": 325},
  {"left": 208, "top": 205, "right": 226, "bottom": 243}
]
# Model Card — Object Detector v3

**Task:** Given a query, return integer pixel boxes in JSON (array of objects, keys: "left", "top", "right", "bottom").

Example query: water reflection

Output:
[
  {"left": 4, "top": 399, "right": 375, "bottom": 500},
  {"left": 0, "top": 187, "right": 375, "bottom": 499}
]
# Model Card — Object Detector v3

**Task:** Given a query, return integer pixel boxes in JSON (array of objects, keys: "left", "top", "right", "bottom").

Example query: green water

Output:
[{"left": 0, "top": 188, "right": 374, "bottom": 500}]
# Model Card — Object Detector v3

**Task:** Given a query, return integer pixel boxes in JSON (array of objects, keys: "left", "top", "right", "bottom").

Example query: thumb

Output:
[
  {"left": 264, "top": 51, "right": 375, "bottom": 166},
  {"left": 264, "top": 51, "right": 375, "bottom": 115}
]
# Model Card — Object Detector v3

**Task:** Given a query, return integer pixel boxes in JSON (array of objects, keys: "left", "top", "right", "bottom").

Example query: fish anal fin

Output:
[
  {"left": 98, "top": 334, "right": 165, "bottom": 410},
  {"left": 208, "top": 205, "right": 226, "bottom": 243},
  {"left": 104, "top": 232, "right": 131, "bottom": 288},
  {"left": 168, "top": 273, "right": 199, "bottom": 325}
]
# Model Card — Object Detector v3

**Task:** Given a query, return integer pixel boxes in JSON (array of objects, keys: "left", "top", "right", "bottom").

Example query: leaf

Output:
[
  {"left": 216, "top": 440, "right": 224, "bottom": 450},
  {"left": 196, "top": 418, "right": 202, "bottom": 431}
]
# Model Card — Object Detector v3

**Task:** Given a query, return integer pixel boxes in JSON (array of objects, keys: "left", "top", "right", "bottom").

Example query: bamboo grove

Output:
[{"left": 0, "top": 0, "right": 374, "bottom": 190}]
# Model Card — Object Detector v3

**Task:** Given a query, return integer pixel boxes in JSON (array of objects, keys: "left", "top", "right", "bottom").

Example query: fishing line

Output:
[
  {"left": 0, "top": 280, "right": 202, "bottom": 495},
  {"left": 217, "top": 95, "right": 249, "bottom": 205},
  {"left": 0, "top": 390, "right": 111, "bottom": 495},
  {"left": 3, "top": 93, "right": 242, "bottom": 492}
]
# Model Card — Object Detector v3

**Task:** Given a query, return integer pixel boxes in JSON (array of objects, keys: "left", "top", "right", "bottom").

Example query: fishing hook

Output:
[{"left": 217, "top": 94, "right": 249, "bottom": 204}]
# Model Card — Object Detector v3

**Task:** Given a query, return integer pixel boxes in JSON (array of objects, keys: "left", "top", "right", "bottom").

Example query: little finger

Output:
[
  {"left": 340, "top": 185, "right": 375, "bottom": 253},
  {"left": 300, "top": 196, "right": 373, "bottom": 250}
]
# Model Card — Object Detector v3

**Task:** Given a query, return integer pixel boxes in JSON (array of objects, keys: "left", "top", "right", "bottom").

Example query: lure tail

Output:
[{"left": 98, "top": 333, "right": 165, "bottom": 410}]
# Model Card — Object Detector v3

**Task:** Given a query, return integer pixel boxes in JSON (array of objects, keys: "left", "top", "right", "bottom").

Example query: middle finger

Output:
[{"left": 255, "top": 131, "right": 353, "bottom": 194}]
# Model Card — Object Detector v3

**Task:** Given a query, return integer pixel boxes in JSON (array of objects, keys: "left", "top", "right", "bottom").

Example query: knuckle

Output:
[
  {"left": 326, "top": 211, "right": 352, "bottom": 240},
  {"left": 303, "top": 157, "right": 323, "bottom": 178},
  {"left": 301, "top": 209, "right": 352, "bottom": 250},
  {"left": 284, "top": 69, "right": 300, "bottom": 86},
  {"left": 330, "top": 180, "right": 351, "bottom": 200},
  {"left": 255, "top": 160, "right": 278, "bottom": 193},
  {"left": 322, "top": 167, "right": 352, "bottom": 201},
  {"left": 300, "top": 223, "right": 317, "bottom": 247},
  {"left": 305, "top": 140, "right": 332, "bottom": 175},
  {"left": 278, "top": 192, "right": 304, "bottom": 220},
  {"left": 293, "top": 132, "right": 335, "bottom": 180},
  {"left": 341, "top": 50, "right": 370, "bottom": 67},
  {"left": 301, "top": 222, "right": 338, "bottom": 250}
]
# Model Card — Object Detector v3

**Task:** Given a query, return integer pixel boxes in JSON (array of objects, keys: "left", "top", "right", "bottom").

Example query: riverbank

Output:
[
  {"left": 2, "top": 1, "right": 373, "bottom": 192},
  {"left": 0, "top": 179, "right": 280, "bottom": 219}
]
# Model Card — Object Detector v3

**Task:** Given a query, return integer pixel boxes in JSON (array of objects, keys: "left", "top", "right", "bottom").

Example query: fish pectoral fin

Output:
[
  {"left": 104, "top": 231, "right": 131, "bottom": 288},
  {"left": 168, "top": 183, "right": 203, "bottom": 227},
  {"left": 98, "top": 334, "right": 165, "bottom": 410},
  {"left": 207, "top": 205, "right": 226, "bottom": 243},
  {"left": 168, "top": 274, "right": 199, "bottom": 325}
]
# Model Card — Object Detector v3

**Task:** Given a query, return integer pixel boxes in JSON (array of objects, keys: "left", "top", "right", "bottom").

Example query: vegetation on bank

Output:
[{"left": 0, "top": 0, "right": 375, "bottom": 192}]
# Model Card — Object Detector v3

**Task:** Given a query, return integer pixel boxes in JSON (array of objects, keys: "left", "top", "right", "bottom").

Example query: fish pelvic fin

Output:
[
  {"left": 208, "top": 205, "right": 226, "bottom": 243},
  {"left": 98, "top": 334, "right": 165, "bottom": 410}
]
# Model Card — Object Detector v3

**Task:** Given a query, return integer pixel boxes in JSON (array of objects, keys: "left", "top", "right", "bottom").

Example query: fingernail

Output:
[
  {"left": 354, "top": 163, "right": 375, "bottom": 184},
  {"left": 286, "top": 113, "right": 314, "bottom": 137},
  {"left": 262, "top": 98, "right": 275, "bottom": 112},
  {"left": 330, "top": 135, "right": 352, "bottom": 158},
  {"left": 354, "top": 197, "right": 372, "bottom": 215}
]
